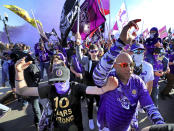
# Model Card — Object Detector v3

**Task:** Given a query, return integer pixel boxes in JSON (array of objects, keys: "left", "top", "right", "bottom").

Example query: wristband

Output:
[
  {"left": 117, "top": 38, "right": 126, "bottom": 46},
  {"left": 15, "top": 79, "right": 24, "bottom": 82}
]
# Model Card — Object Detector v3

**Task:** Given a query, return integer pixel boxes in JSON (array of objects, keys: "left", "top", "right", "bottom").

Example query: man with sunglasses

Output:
[
  {"left": 130, "top": 43, "right": 154, "bottom": 130},
  {"left": 130, "top": 43, "right": 154, "bottom": 94},
  {"left": 76, "top": 41, "right": 100, "bottom": 129},
  {"left": 92, "top": 19, "right": 165, "bottom": 131},
  {"left": 14, "top": 57, "right": 118, "bottom": 131}
]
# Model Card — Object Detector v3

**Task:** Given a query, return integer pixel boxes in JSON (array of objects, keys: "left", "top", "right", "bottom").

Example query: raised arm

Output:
[
  {"left": 93, "top": 19, "right": 141, "bottom": 86},
  {"left": 75, "top": 33, "right": 89, "bottom": 65},
  {"left": 15, "top": 57, "right": 39, "bottom": 96}
]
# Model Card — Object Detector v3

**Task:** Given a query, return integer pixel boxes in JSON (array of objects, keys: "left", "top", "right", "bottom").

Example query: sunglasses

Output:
[
  {"left": 133, "top": 50, "right": 145, "bottom": 54},
  {"left": 90, "top": 50, "right": 98, "bottom": 53},
  {"left": 116, "top": 62, "right": 134, "bottom": 68},
  {"left": 58, "top": 80, "right": 66, "bottom": 83}
]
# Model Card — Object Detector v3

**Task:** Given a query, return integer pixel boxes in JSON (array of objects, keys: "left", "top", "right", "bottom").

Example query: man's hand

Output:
[
  {"left": 103, "top": 76, "right": 118, "bottom": 92},
  {"left": 119, "top": 19, "right": 141, "bottom": 44},
  {"left": 155, "top": 71, "right": 163, "bottom": 77},
  {"left": 154, "top": 41, "right": 162, "bottom": 48},
  {"left": 75, "top": 73, "right": 83, "bottom": 79},
  {"left": 15, "top": 57, "right": 32, "bottom": 72},
  {"left": 75, "top": 32, "right": 81, "bottom": 45}
]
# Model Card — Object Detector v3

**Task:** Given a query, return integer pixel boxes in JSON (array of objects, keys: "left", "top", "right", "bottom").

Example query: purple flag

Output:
[
  {"left": 113, "top": 21, "right": 119, "bottom": 30},
  {"left": 159, "top": 25, "right": 168, "bottom": 39},
  {"left": 72, "top": 0, "right": 106, "bottom": 40},
  {"left": 98, "top": 0, "right": 110, "bottom": 15}
]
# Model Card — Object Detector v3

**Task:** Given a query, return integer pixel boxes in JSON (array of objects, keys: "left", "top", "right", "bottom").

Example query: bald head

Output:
[
  {"left": 115, "top": 52, "right": 133, "bottom": 64},
  {"left": 114, "top": 52, "right": 134, "bottom": 84}
]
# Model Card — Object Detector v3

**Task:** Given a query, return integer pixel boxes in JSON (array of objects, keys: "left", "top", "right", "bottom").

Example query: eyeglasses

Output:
[
  {"left": 90, "top": 50, "right": 98, "bottom": 53},
  {"left": 55, "top": 81, "right": 66, "bottom": 83},
  {"left": 133, "top": 50, "right": 145, "bottom": 54},
  {"left": 116, "top": 62, "right": 134, "bottom": 68}
]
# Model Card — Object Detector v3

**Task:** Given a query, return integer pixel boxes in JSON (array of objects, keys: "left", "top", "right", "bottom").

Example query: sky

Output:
[{"left": 0, "top": 0, "right": 173, "bottom": 46}]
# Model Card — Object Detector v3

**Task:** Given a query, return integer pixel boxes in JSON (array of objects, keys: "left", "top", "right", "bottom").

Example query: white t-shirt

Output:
[{"left": 139, "top": 61, "right": 154, "bottom": 84}]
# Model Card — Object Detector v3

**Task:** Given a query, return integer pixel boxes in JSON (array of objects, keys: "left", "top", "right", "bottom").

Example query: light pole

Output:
[{"left": 0, "top": 13, "right": 12, "bottom": 44}]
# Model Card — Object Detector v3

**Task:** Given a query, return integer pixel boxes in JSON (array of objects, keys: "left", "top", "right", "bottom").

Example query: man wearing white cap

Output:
[{"left": 130, "top": 43, "right": 154, "bottom": 130}]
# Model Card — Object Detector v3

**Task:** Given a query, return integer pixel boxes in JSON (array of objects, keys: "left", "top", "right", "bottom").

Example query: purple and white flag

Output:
[
  {"left": 116, "top": 2, "right": 129, "bottom": 30},
  {"left": 72, "top": 0, "right": 106, "bottom": 40}
]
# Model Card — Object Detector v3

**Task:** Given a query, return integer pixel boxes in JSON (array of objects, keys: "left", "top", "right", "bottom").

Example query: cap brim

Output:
[
  {"left": 48, "top": 77, "right": 68, "bottom": 82},
  {"left": 132, "top": 48, "right": 145, "bottom": 51}
]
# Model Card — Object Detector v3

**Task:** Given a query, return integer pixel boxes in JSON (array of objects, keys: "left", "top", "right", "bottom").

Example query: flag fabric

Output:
[
  {"left": 97, "top": 0, "right": 110, "bottom": 15},
  {"left": 72, "top": 0, "right": 106, "bottom": 40},
  {"left": 89, "top": 23, "right": 104, "bottom": 38},
  {"left": 159, "top": 25, "right": 168, "bottom": 39},
  {"left": 90, "top": 28, "right": 101, "bottom": 43},
  {"left": 116, "top": 2, "right": 129, "bottom": 30},
  {"left": 89, "top": 27, "right": 99, "bottom": 38},
  {"left": 60, "top": 0, "right": 79, "bottom": 47},
  {"left": 142, "top": 28, "right": 149, "bottom": 38},
  {"left": 30, "top": 19, "right": 42, "bottom": 28},
  {"left": 3, "top": 5, "right": 42, "bottom": 28},
  {"left": 113, "top": 21, "right": 119, "bottom": 31}
]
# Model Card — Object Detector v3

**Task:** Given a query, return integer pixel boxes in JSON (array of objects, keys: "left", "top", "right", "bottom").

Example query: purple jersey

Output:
[
  {"left": 71, "top": 55, "right": 83, "bottom": 73},
  {"left": 98, "top": 72, "right": 153, "bottom": 131},
  {"left": 39, "top": 51, "right": 50, "bottom": 62},
  {"left": 144, "top": 38, "right": 161, "bottom": 55},
  {"left": 153, "top": 56, "right": 164, "bottom": 87},
  {"left": 93, "top": 40, "right": 165, "bottom": 131}
]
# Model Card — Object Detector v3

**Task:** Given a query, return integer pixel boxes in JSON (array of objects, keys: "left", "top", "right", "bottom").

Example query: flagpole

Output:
[
  {"left": 31, "top": 10, "right": 40, "bottom": 35},
  {"left": 141, "top": 20, "right": 144, "bottom": 35},
  {"left": 31, "top": 9, "right": 48, "bottom": 44},
  {"left": 77, "top": 1, "right": 80, "bottom": 34},
  {"left": 109, "top": 0, "right": 111, "bottom": 32}
]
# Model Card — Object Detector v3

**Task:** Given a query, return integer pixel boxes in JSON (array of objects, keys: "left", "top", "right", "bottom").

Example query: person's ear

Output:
[{"left": 113, "top": 62, "right": 117, "bottom": 69}]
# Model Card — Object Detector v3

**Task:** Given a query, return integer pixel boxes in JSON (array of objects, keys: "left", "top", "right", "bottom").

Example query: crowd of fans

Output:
[{"left": 0, "top": 19, "right": 174, "bottom": 131}]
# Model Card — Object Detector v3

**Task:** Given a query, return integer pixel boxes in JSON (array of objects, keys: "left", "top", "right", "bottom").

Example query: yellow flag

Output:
[
  {"left": 3, "top": 5, "right": 42, "bottom": 28},
  {"left": 30, "top": 19, "right": 43, "bottom": 28}
]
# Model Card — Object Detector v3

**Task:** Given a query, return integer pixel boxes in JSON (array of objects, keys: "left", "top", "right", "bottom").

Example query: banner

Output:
[
  {"left": 116, "top": 2, "right": 129, "bottom": 30},
  {"left": 60, "top": 0, "right": 79, "bottom": 47},
  {"left": 4, "top": 5, "right": 42, "bottom": 28},
  {"left": 97, "top": 0, "right": 110, "bottom": 15},
  {"left": 72, "top": 0, "right": 106, "bottom": 40},
  {"left": 159, "top": 25, "right": 168, "bottom": 39}
]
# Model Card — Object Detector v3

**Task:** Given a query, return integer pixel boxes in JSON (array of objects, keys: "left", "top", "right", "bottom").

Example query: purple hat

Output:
[
  {"left": 130, "top": 43, "right": 145, "bottom": 51},
  {"left": 57, "top": 52, "right": 66, "bottom": 62}
]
